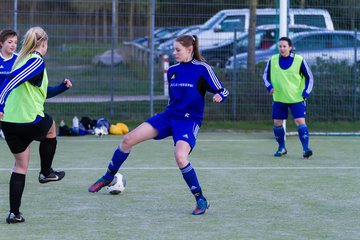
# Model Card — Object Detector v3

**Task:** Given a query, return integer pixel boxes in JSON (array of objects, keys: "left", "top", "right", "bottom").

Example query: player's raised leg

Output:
[
  {"left": 88, "top": 122, "right": 158, "bottom": 192},
  {"left": 38, "top": 119, "right": 65, "bottom": 184}
]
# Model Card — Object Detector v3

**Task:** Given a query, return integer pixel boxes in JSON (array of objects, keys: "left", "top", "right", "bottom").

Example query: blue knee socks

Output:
[
  {"left": 274, "top": 125, "right": 285, "bottom": 149},
  {"left": 103, "top": 147, "right": 129, "bottom": 181},
  {"left": 298, "top": 124, "right": 310, "bottom": 151},
  {"left": 180, "top": 163, "right": 204, "bottom": 201}
]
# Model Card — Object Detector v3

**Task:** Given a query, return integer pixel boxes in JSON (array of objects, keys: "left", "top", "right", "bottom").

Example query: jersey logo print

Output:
[
  {"left": 170, "top": 72, "right": 177, "bottom": 80},
  {"left": 0, "top": 65, "right": 4, "bottom": 69},
  {"left": 182, "top": 134, "right": 189, "bottom": 139}
]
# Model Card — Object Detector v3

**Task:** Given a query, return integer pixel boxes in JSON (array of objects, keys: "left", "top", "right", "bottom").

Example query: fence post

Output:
[
  {"left": 353, "top": 28, "right": 358, "bottom": 120},
  {"left": 163, "top": 54, "right": 169, "bottom": 96}
]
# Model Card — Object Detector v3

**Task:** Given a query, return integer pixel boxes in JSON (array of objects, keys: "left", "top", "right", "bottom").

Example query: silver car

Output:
[{"left": 225, "top": 30, "right": 360, "bottom": 69}]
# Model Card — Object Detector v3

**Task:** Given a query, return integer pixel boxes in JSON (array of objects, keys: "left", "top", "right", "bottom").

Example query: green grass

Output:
[
  {"left": 201, "top": 120, "right": 360, "bottom": 132},
  {"left": 1, "top": 132, "right": 360, "bottom": 239}
]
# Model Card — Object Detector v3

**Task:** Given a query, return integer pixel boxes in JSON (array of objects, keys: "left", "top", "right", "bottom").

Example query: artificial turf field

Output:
[{"left": 0, "top": 132, "right": 359, "bottom": 240}]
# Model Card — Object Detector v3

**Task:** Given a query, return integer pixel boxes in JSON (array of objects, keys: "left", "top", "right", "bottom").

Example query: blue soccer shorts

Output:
[
  {"left": 272, "top": 101, "right": 306, "bottom": 120},
  {"left": 146, "top": 112, "right": 201, "bottom": 150}
]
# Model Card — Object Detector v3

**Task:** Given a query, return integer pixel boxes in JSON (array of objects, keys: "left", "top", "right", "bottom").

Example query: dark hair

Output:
[
  {"left": 0, "top": 29, "right": 18, "bottom": 46},
  {"left": 278, "top": 36, "right": 292, "bottom": 47},
  {"left": 175, "top": 35, "right": 205, "bottom": 62}
]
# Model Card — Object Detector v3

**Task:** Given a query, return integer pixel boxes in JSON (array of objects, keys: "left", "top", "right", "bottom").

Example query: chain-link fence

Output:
[{"left": 1, "top": 0, "right": 359, "bottom": 125}]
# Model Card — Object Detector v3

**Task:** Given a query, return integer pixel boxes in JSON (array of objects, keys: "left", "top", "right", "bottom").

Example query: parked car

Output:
[
  {"left": 157, "top": 25, "right": 202, "bottom": 53},
  {"left": 196, "top": 8, "right": 334, "bottom": 48},
  {"left": 200, "top": 24, "right": 322, "bottom": 68},
  {"left": 129, "top": 26, "right": 184, "bottom": 47},
  {"left": 225, "top": 30, "right": 360, "bottom": 69}
]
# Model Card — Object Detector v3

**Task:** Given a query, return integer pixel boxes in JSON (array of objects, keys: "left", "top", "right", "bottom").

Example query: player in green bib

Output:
[
  {"left": 0, "top": 26, "right": 72, "bottom": 224},
  {"left": 263, "top": 36, "right": 313, "bottom": 159}
]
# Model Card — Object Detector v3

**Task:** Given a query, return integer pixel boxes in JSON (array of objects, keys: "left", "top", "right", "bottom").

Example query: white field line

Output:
[
  {"left": 53, "top": 138, "right": 360, "bottom": 143},
  {"left": 1, "top": 166, "right": 360, "bottom": 171}
]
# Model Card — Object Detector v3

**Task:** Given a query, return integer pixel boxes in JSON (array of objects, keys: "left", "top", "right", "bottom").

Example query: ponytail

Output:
[{"left": 13, "top": 26, "right": 48, "bottom": 69}]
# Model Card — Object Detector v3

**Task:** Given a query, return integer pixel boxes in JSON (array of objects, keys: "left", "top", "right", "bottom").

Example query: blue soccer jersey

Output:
[
  {"left": 0, "top": 53, "right": 18, "bottom": 86},
  {"left": 165, "top": 59, "right": 229, "bottom": 121}
]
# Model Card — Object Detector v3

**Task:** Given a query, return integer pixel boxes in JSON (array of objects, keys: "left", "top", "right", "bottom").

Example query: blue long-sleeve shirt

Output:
[
  {"left": 165, "top": 59, "right": 229, "bottom": 121},
  {"left": 0, "top": 52, "right": 69, "bottom": 114},
  {"left": 0, "top": 53, "right": 18, "bottom": 86},
  {"left": 263, "top": 52, "right": 313, "bottom": 98}
]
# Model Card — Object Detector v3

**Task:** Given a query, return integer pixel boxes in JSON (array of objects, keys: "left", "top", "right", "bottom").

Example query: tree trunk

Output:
[
  {"left": 95, "top": 8, "right": 99, "bottom": 44},
  {"left": 300, "top": 0, "right": 305, "bottom": 8},
  {"left": 29, "top": 1, "right": 37, "bottom": 25},
  {"left": 81, "top": 15, "right": 87, "bottom": 42},
  {"left": 147, "top": 1, "right": 151, "bottom": 48},
  {"left": 114, "top": 0, "right": 119, "bottom": 46},
  {"left": 103, "top": 8, "right": 108, "bottom": 44},
  {"left": 128, "top": 0, "right": 135, "bottom": 41},
  {"left": 247, "top": 0, "right": 257, "bottom": 78}
]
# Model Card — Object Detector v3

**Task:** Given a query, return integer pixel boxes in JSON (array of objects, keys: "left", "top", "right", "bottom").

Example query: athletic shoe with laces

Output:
[
  {"left": 6, "top": 212, "right": 25, "bottom": 224},
  {"left": 192, "top": 198, "right": 210, "bottom": 215},
  {"left": 38, "top": 168, "right": 65, "bottom": 184},
  {"left": 303, "top": 149, "right": 313, "bottom": 159},
  {"left": 88, "top": 177, "right": 115, "bottom": 193},
  {"left": 274, "top": 147, "right": 287, "bottom": 157}
]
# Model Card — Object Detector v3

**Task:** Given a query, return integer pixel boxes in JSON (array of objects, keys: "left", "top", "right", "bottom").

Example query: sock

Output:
[
  {"left": 39, "top": 138, "right": 57, "bottom": 176},
  {"left": 298, "top": 124, "right": 310, "bottom": 151},
  {"left": 9, "top": 172, "right": 26, "bottom": 215},
  {"left": 273, "top": 125, "right": 285, "bottom": 149},
  {"left": 180, "top": 163, "right": 204, "bottom": 201},
  {"left": 103, "top": 147, "right": 129, "bottom": 181}
]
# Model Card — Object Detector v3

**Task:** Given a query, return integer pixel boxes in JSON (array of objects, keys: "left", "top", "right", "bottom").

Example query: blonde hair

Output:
[{"left": 13, "top": 26, "right": 48, "bottom": 69}]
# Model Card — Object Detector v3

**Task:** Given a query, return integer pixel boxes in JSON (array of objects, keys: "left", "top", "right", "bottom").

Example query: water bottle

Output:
[{"left": 72, "top": 116, "right": 79, "bottom": 134}]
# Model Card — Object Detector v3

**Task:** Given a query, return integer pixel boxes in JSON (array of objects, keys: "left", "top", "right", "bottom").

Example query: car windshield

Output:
[
  {"left": 176, "top": 26, "right": 200, "bottom": 36},
  {"left": 218, "top": 15, "right": 246, "bottom": 32},
  {"left": 202, "top": 12, "right": 224, "bottom": 29},
  {"left": 265, "top": 29, "right": 313, "bottom": 50},
  {"left": 235, "top": 30, "right": 275, "bottom": 51},
  {"left": 256, "top": 15, "right": 279, "bottom": 26},
  {"left": 294, "top": 15, "right": 327, "bottom": 28}
]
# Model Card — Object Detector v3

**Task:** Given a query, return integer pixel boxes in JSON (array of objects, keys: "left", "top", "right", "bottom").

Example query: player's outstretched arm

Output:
[{"left": 46, "top": 78, "right": 72, "bottom": 99}]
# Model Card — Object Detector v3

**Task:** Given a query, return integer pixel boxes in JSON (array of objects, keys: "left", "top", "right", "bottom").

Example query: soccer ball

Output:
[
  {"left": 105, "top": 173, "right": 126, "bottom": 195},
  {"left": 94, "top": 126, "right": 108, "bottom": 137}
]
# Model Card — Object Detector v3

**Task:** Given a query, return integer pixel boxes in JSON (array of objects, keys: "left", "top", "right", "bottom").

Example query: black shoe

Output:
[
  {"left": 303, "top": 149, "right": 313, "bottom": 159},
  {"left": 39, "top": 168, "right": 65, "bottom": 184},
  {"left": 6, "top": 212, "right": 25, "bottom": 224}
]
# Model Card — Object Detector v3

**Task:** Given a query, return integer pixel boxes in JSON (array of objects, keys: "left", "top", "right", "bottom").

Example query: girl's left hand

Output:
[
  {"left": 212, "top": 93, "right": 223, "bottom": 103},
  {"left": 64, "top": 78, "right": 73, "bottom": 88}
]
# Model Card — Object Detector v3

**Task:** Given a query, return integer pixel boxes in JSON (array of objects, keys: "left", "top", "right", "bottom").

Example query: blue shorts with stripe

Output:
[
  {"left": 146, "top": 112, "right": 201, "bottom": 150},
  {"left": 272, "top": 101, "right": 306, "bottom": 120}
]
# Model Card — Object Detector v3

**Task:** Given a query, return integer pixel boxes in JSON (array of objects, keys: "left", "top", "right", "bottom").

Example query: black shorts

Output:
[{"left": 1, "top": 113, "right": 54, "bottom": 154}]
